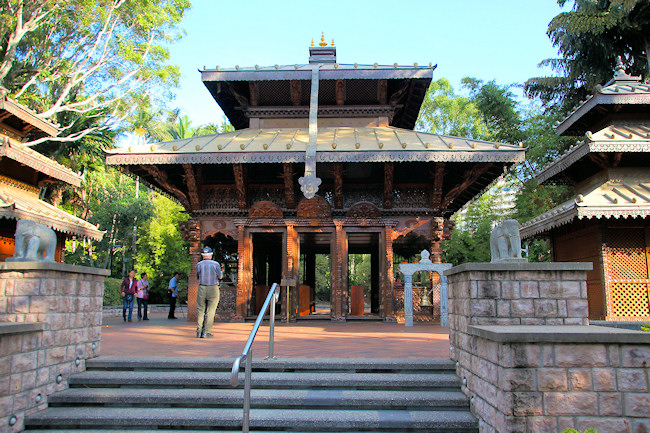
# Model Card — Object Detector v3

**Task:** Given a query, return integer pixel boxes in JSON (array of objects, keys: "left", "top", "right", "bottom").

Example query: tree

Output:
[
  {"left": 416, "top": 78, "right": 489, "bottom": 139},
  {"left": 0, "top": 0, "right": 191, "bottom": 145},
  {"left": 135, "top": 193, "right": 189, "bottom": 303},
  {"left": 525, "top": 0, "right": 650, "bottom": 111}
]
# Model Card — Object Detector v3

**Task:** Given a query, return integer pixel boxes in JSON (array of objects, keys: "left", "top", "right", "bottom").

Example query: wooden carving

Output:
[
  {"left": 346, "top": 201, "right": 381, "bottom": 219},
  {"left": 249, "top": 201, "right": 283, "bottom": 219},
  {"left": 249, "top": 82, "right": 259, "bottom": 106},
  {"left": 377, "top": 79, "right": 387, "bottom": 104},
  {"left": 442, "top": 164, "right": 492, "bottom": 208},
  {"left": 140, "top": 164, "right": 190, "bottom": 209},
  {"left": 383, "top": 162, "right": 393, "bottom": 209},
  {"left": 332, "top": 163, "right": 343, "bottom": 209},
  {"left": 179, "top": 220, "right": 200, "bottom": 242},
  {"left": 431, "top": 217, "right": 444, "bottom": 242},
  {"left": 233, "top": 163, "right": 247, "bottom": 210},
  {"left": 283, "top": 163, "right": 295, "bottom": 209},
  {"left": 290, "top": 80, "right": 301, "bottom": 106},
  {"left": 182, "top": 164, "right": 200, "bottom": 210},
  {"left": 297, "top": 196, "right": 332, "bottom": 219},
  {"left": 430, "top": 162, "right": 445, "bottom": 209},
  {"left": 336, "top": 79, "right": 345, "bottom": 106}
]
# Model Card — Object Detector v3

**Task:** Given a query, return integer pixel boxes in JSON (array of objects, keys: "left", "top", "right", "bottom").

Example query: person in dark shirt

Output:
[
  {"left": 195, "top": 247, "right": 222, "bottom": 338},
  {"left": 168, "top": 272, "right": 179, "bottom": 319},
  {"left": 120, "top": 269, "right": 137, "bottom": 322}
]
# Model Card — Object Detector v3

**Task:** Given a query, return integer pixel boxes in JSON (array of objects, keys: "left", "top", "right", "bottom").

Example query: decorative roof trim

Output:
[
  {"left": 556, "top": 60, "right": 649, "bottom": 135},
  {"left": 520, "top": 200, "right": 650, "bottom": 238},
  {"left": 0, "top": 96, "right": 59, "bottom": 137},
  {"left": 245, "top": 105, "right": 396, "bottom": 119},
  {"left": 106, "top": 149, "right": 525, "bottom": 166},
  {"left": 0, "top": 139, "right": 82, "bottom": 186}
]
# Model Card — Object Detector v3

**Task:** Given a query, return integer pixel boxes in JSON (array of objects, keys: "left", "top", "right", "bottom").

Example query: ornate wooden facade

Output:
[
  {"left": 0, "top": 90, "right": 104, "bottom": 261},
  {"left": 521, "top": 59, "right": 650, "bottom": 321},
  {"left": 107, "top": 43, "right": 525, "bottom": 322}
]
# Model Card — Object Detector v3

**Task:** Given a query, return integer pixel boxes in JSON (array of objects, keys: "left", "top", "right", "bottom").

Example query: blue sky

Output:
[{"left": 166, "top": 0, "right": 569, "bottom": 127}]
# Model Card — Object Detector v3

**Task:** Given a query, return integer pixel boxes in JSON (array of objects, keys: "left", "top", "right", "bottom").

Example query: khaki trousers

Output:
[{"left": 196, "top": 284, "right": 220, "bottom": 334}]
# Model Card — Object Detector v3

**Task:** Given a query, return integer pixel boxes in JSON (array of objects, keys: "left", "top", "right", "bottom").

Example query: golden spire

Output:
[
  {"left": 319, "top": 32, "right": 327, "bottom": 47},
  {"left": 331, "top": 39, "right": 335, "bottom": 47},
  {"left": 311, "top": 38, "right": 314, "bottom": 47}
]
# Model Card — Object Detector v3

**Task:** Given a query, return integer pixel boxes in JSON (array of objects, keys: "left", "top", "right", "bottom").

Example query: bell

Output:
[{"left": 420, "top": 290, "right": 433, "bottom": 307}]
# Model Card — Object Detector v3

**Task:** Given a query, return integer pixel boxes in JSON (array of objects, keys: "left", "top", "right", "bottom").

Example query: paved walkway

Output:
[{"left": 100, "top": 312, "right": 450, "bottom": 359}]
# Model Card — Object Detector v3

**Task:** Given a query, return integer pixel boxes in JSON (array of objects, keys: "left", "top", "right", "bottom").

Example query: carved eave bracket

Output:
[
  {"left": 182, "top": 164, "right": 200, "bottom": 210},
  {"left": 442, "top": 164, "right": 492, "bottom": 209},
  {"left": 140, "top": 164, "right": 190, "bottom": 209},
  {"left": 233, "top": 163, "right": 247, "bottom": 210},
  {"left": 283, "top": 163, "right": 296, "bottom": 209}
]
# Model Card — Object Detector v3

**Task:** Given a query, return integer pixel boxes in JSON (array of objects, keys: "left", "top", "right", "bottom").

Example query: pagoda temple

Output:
[
  {"left": 0, "top": 89, "right": 104, "bottom": 261},
  {"left": 520, "top": 58, "right": 650, "bottom": 322},
  {"left": 106, "top": 39, "right": 525, "bottom": 322}
]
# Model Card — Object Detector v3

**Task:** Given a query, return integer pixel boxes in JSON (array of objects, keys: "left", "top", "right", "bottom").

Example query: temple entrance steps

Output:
[{"left": 24, "top": 357, "right": 478, "bottom": 432}]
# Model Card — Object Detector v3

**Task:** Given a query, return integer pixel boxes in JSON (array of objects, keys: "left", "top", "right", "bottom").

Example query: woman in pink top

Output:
[
  {"left": 135, "top": 272, "right": 149, "bottom": 321},
  {"left": 120, "top": 269, "right": 137, "bottom": 322}
]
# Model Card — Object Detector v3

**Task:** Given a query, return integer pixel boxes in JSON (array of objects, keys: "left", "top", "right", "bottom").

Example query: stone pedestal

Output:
[
  {"left": 445, "top": 262, "right": 650, "bottom": 433},
  {"left": 0, "top": 262, "right": 109, "bottom": 433}
]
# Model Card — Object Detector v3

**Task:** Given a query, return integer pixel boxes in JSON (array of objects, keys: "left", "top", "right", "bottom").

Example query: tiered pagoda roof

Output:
[
  {"left": 0, "top": 92, "right": 104, "bottom": 241},
  {"left": 521, "top": 59, "right": 650, "bottom": 238}
]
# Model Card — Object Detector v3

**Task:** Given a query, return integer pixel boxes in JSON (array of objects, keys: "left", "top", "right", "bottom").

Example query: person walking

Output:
[
  {"left": 168, "top": 272, "right": 179, "bottom": 319},
  {"left": 195, "top": 247, "right": 222, "bottom": 338},
  {"left": 135, "top": 272, "right": 150, "bottom": 321},
  {"left": 120, "top": 269, "right": 137, "bottom": 322}
]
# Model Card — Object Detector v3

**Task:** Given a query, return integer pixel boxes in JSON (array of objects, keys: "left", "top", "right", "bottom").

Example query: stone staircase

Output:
[{"left": 24, "top": 357, "right": 478, "bottom": 432}]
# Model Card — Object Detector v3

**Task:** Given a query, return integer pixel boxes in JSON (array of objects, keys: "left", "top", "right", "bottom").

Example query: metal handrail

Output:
[{"left": 231, "top": 282, "right": 279, "bottom": 433}]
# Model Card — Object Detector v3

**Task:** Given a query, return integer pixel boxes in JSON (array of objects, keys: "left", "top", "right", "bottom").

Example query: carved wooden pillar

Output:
[
  {"left": 333, "top": 163, "right": 343, "bottom": 209},
  {"left": 331, "top": 220, "right": 347, "bottom": 321},
  {"left": 283, "top": 163, "right": 295, "bottom": 209},
  {"left": 383, "top": 162, "right": 394, "bottom": 209},
  {"left": 234, "top": 223, "right": 251, "bottom": 321},
  {"left": 431, "top": 217, "right": 444, "bottom": 264},
  {"left": 285, "top": 222, "right": 299, "bottom": 322},
  {"left": 233, "top": 164, "right": 247, "bottom": 210},
  {"left": 381, "top": 224, "right": 395, "bottom": 321},
  {"left": 430, "top": 163, "right": 445, "bottom": 211},
  {"left": 186, "top": 220, "right": 201, "bottom": 321}
]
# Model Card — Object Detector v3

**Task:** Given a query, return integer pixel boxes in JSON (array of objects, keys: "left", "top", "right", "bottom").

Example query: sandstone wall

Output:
[{"left": 0, "top": 262, "right": 108, "bottom": 433}]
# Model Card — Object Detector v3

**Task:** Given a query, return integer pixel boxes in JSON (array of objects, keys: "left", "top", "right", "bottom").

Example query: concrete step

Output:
[
  {"left": 68, "top": 370, "right": 461, "bottom": 390},
  {"left": 24, "top": 407, "right": 479, "bottom": 432},
  {"left": 85, "top": 356, "right": 456, "bottom": 373},
  {"left": 48, "top": 387, "right": 470, "bottom": 410}
]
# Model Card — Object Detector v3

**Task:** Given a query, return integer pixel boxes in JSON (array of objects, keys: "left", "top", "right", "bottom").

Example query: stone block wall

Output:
[
  {"left": 446, "top": 262, "right": 650, "bottom": 433},
  {"left": 0, "top": 262, "right": 108, "bottom": 433}
]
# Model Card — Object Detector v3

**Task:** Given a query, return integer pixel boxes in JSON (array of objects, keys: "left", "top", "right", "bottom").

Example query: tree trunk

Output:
[{"left": 645, "top": 36, "right": 650, "bottom": 77}]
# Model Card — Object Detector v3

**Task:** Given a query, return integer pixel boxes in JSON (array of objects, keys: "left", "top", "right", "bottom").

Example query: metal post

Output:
[
  {"left": 267, "top": 291, "right": 276, "bottom": 360},
  {"left": 243, "top": 351, "right": 252, "bottom": 433}
]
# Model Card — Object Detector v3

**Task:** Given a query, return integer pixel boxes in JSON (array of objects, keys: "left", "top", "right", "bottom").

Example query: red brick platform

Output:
[{"left": 100, "top": 312, "right": 450, "bottom": 359}]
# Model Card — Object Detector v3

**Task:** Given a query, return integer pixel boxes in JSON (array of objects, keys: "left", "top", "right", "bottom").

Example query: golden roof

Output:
[
  {"left": 105, "top": 126, "right": 525, "bottom": 165},
  {"left": 0, "top": 176, "right": 104, "bottom": 240}
]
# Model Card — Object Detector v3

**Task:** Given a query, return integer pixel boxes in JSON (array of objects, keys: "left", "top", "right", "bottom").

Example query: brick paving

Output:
[{"left": 100, "top": 312, "right": 450, "bottom": 359}]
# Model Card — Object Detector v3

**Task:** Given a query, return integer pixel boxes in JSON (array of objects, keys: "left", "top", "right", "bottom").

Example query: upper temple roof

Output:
[
  {"left": 200, "top": 61, "right": 434, "bottom": 131},
  {"left": 556, "top": 58, "right": 650, "bottom": 136}
]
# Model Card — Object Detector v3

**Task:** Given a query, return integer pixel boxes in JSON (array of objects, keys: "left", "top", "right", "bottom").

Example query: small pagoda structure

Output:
[
  {"left": 106, "top": 38, "right": 525, "bottom": 322},
  {"left": 0, "top": 90, "right": 104, "bottom": 261},
  {"left": 521, "top": 58, "right": 650, "bottom": 322}
]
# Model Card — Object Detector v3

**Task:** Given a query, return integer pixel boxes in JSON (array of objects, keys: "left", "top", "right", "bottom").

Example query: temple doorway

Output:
[
  {"left": 251, "top": 233, "right": 282, "bottom": 316},
  {"left": 348, "top": 232, "right": 380, "bottom": 319},
  {"left": 298, "top": 232, "right": 332, "bottom": 318}
]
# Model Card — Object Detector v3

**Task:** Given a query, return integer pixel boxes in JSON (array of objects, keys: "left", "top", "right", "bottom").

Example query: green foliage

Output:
[
  {"left": 641, "top": 323, "right": 650, "bottom": 332},
  {"left": 103, "top": 277, "right": 123, "bottom": 307},
  {"left": 314, "top": 254, "right": 331, "bottom": 302},
  {"left": 562, "top": 428, "right": 598, "bottom": 433},
  {"left": 525, "top": 0, "right": 650, "bottom": 111},
  {"left": 416, "top": 78, "right": 489, "bottom": 139},
  {"left": 135, "top": 193, "right": 190, "bottom": 304}
]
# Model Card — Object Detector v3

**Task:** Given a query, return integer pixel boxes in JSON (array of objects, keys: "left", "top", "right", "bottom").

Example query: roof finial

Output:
[
  {"left": 615, "top": 55, "right": 625, "bottom": 73},
  {"left": 311, "top": 38, "right": 314, "bottom": 47},
  {"left": 331, "top": 39, "right": 335, "bottom": 47},
  {"left": 319, "top": 32, "right": 327, "bottom": 47}
]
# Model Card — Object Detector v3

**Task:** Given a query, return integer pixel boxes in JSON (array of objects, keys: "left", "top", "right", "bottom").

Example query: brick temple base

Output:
[
  {"left": 0, "top": 262, "right": 109, "bottom": 432},
  {"left": 446, "top": 263, "right": 650, "bottom": 433}
]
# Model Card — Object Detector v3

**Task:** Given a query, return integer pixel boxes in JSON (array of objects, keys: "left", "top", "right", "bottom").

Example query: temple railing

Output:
[{"left": 230, "top": 282, "right": 279, "bottom": 433}]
